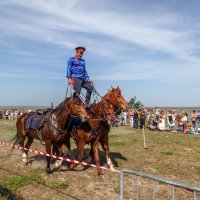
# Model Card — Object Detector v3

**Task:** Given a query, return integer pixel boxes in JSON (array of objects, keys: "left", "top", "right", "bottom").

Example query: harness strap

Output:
[{"left": 48, "top": 99, "right": 79, "bottom": 135}]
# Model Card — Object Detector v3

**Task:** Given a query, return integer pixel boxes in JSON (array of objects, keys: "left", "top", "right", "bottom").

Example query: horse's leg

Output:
[
  {"left": 52, "top": 144, "right": 63, "bottom": 170},
  {"left": 45, "top": 140, "right": 52, "bottom": 174},
  {"left": 93, "top": 140, "right": 103, "bottom": 176},
  {"left": 24, "top": 135, "right": 34, "bottom": 164},
  {"left": 99, "top": 135, "right": 114, "bottom": 170},
  {"left": 19, "top": 117, "right": 30, "bottom": 164},
  {"left": 61, "top": 135, "right": 72, "bottom": 170},
  {"left": 89, "top": 142, "right": 94, "bottom": 160},
  {"left": 19, "top": 135, "right": 28, "bottom": 164},
  {"left": 52, "top": 143, "right": 59, "bottom": 155},
  {"left": 71, "top": 141, "right": 84, "bottom": 169},
  {"left": 53, "top": 143, "right": 69, "bottom": 171},
  {"left": 84, "top": 142, "right": 94, "bottom": 161},
  {"left": 55, "top": 133, "right": 72, "bottom": 170}
]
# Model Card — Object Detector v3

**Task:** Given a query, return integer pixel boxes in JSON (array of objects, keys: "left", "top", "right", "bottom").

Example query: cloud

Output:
[
  {"left": 1, "top": 0, "right": 200, "bottom": 82},
  {"left": 0, "top": 0, "right": 196, "bottom": 56}
]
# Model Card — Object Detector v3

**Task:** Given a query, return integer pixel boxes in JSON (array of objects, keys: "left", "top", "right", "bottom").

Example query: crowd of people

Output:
[
  {"left": 2, "top": 107, "right": 200, "bottom": 135},
  {"left": 117, "top": 108, "right": 200, "bottom": 134},
  {"left": 0, "top": 109, "right": 32, "bottom": 120}
]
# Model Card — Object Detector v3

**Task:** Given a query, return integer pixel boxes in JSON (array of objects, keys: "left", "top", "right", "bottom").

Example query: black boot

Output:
[{"left": 85, "top": 98, "right": 91, "bottom": 111}]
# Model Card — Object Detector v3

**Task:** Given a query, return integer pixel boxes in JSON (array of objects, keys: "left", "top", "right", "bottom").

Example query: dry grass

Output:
[{"left": 1, "top": 120, "right": 200, "bottom": 199}]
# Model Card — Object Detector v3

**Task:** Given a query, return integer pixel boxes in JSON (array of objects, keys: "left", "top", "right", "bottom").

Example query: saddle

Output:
[
  {"left": 27, "top": 114, "right": 46, "bottom": 130},
  {"left": 26, "top": 110, "right": 51, "bottom": 143}
]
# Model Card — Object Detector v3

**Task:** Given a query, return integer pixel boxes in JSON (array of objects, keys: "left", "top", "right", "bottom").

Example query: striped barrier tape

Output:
[{"left": 0, "top": 141, "right": 121, "bottom": 173}]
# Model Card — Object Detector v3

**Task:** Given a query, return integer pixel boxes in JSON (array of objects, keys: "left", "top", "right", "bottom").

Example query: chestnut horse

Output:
[
  {"left": 71, "top": 96, "right": 116, "bottom": 175},
  {"left": 93, "top": 86, "right": 128, "bottom": 171},
  {"left": 106, "top": 86, "right": 128, "bottom": 111},
  {"left": 12, "top": 97, "right": 88, "bottom": 173},
  {"left": 91, "top": 87, "right": 128, "bottom": 172},
  {"left": 71, "top": 87, "right": 128, "bottom": 175}
]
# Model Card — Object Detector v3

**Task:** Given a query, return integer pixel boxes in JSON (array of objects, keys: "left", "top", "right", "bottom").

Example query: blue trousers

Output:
[
  {"left": 133, "top": 118, "right": 138, "bottom": 128},
  {"left": 73, "top": 78, "right": 93, "bottom": 104}
]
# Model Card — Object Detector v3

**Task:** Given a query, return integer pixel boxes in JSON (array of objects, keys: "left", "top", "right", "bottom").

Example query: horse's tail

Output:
[{"left": 9, "top": 133, "right": 20, "bottom": 152}]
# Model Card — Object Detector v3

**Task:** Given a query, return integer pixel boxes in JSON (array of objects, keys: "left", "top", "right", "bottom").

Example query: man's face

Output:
[{"left": 75, "top": 50, "right": 84, "bottom": 59}]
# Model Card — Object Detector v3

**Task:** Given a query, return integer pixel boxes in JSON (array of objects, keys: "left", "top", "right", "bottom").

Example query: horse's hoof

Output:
[
  {"left": 60, "top": 165, "right": 69, "bottom": 171},
  {"left": 98, "top": 171, "right": 104, "bottom": 176},
  {"left": 70, "top": 163, "right": 77, "bottom": 170},
  {"left": 46, "top": 167, "right": 52, "bottom": 174},
  {"left": 52, "top": 160, "right": 63, "bottom": 171},
  {"left": 76, "top": 165, "right": 84, "bottom": 170}
]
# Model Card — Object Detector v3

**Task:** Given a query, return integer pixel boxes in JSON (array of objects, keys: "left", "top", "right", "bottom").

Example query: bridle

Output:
[{"left": 89, "top": 99, "right": 115, "bottom": 122}]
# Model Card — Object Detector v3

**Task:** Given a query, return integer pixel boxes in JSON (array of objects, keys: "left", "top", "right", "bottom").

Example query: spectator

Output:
[
  {"left": 147, "top": 109, "right": 153, "bottom": 128},
  {"left": 140, "top": 109, "right": 146, "bottom": 129},
  {"left": 121, "top": 111, "right": 127, "bottom": 126},
  {"left": 128, "top": 109, "right": 134, "bottom": 127},
  {"left": 167, "top": 110, "right": 175, "bottom": 131},
  {"left": 133, "top": 110, "right": 139, "bottom": 129},
  {"left": 197, "top": 110, "right": 200, "bottom": 128},
  {"left": 155, "top": 108, "right": 160, "bottom": 116},
  {"left": 177, "top": 115, "right": 184, "bottom": 133},
  {"left": 158, "top": 110, "right": 166, "bottom": 131},
  {"left": 182, "top": 111, "right": 188, "bottom": 131},
  {"left": 184, "top": 125, "right": 196, "bottom": 135},
  {"left": 191, "top": 110, "right": 198, "bottom": 131}
]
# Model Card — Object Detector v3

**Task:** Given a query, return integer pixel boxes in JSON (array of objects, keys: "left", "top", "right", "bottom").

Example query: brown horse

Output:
[
  {"left": 71, "top": 87, "right": 128, "bottom": 175},
  {"left": 69, "top": 96, "right": 115, "bottom": 175},
  {"left": 12, "top": 97, "right": 88, "bottom": 174},
  {"left": 105, "top": 86, "right": 128, "bottom": 111},
  {"left": 91, "top": 87, "right": 128, "bottom": 171}
]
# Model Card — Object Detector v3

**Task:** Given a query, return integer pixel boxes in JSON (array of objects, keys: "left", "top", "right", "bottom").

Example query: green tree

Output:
[{"left": 128, "top": 96, "right": 143, "bottom": 109}]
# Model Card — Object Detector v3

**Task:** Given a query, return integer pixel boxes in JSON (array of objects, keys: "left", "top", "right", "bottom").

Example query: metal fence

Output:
[{"left": 120, "top": 169, "right": 200, "bottom": 200}]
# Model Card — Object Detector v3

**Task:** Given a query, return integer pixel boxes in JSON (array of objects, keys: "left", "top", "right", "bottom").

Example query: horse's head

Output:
[
  {"left": 104, "top": 86, "right": 128, "bottom": 111},
  {"left": 101, "top": 98, "right": 116, "bottom": 125},
  {"left": 66, "top": 97, "right": 89, "bottom": 122}
]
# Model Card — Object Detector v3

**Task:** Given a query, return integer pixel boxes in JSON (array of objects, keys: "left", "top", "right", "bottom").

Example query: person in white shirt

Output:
[{"left": 182, "top": 111, "right": 188, "bottom": 131}]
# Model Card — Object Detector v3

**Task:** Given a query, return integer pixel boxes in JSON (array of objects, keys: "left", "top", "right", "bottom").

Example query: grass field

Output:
[{"left": 1, "top": 119, "right": 200, "bottom": 199}]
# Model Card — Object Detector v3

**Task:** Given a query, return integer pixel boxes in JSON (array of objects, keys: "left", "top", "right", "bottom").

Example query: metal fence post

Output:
[
  {"left": 120, "top": 172, "right": 124, "bottom": 200},
  {"left": 136, "top": 176, "right": 139, "bottom": 200}
]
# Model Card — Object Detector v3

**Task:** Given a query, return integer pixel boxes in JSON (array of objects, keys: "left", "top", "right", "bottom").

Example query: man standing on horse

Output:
[{"left": 66, "top": 46, "right": 93, "bottom": 109}]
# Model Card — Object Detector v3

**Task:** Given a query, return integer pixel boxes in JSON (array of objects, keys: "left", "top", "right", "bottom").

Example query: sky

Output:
[{"left": 0, "top": 0, "right": 200, "bottom": 107}]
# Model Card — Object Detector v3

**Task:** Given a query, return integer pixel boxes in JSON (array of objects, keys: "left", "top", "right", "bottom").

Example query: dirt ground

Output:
[
  {"left": 0, "top": 145, "right": 121, "bottom": 200},
  {"left": 0, "top": 144, "right": 199, "bottom": 200},
  {"left": 1, "top": 121, "right": 200, "bottom": 199}
]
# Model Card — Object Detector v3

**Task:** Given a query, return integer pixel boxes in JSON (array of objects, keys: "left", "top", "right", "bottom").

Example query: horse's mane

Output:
[{"left": 53, "top": 98, "right": 70, "bottom": 114}]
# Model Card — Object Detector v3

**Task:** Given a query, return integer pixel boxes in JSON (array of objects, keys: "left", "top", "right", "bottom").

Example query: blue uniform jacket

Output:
[{"left": 66, "top": 57, "right": 90, "bottom": 80}]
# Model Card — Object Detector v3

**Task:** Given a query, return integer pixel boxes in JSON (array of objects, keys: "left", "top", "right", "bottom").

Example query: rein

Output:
[
  {"left": 89, "top": 98, "right": 115, "bottom": 124},
  {"left": 48, "top": 98, "right": 80, "bottom": 134}
]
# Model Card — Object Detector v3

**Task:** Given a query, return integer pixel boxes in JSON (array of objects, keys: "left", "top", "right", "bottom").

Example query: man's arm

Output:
[
  {"left": 66, "top": 58, "right": 73, "bottom": 84},
  {"left": 66, "top": 58, "right": 73, "bottom": 79}
]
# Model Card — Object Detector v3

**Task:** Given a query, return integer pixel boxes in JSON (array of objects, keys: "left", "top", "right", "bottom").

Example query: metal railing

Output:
[{"left": 120, "top": 169, "right": 200, "bottom": 200}]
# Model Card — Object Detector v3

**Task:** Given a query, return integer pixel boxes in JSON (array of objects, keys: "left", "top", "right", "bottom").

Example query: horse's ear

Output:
[
  {"left": 117, "top": 86, "right": 119, "bottom": 89},
  {"left": 111, "top": 86, "right": 113, "bottom": 89},
  {"left": 108, "top": 89, "right": 111, "bottom": 92}
]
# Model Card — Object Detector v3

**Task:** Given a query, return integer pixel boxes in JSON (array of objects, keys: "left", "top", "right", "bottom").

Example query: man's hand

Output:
[
  {"left": 68, "top": 78, "right": 73, "bottom": 84},
  {"left": 88, "top": 79, "right": 92, "bottom": 84}
]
